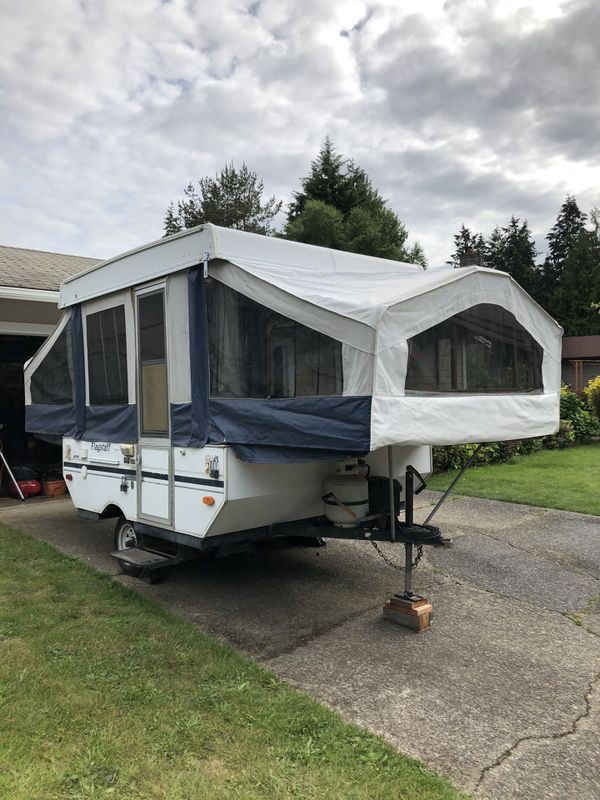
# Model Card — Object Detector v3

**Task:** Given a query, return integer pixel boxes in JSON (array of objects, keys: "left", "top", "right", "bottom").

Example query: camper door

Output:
[{"left": 135, "top": 283, "right": 172, "bottom": 524}]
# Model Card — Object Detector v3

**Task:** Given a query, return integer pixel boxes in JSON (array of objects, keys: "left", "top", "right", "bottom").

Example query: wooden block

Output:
[{"left": 383, "top": 597, "right": 432, "bottom": 631}]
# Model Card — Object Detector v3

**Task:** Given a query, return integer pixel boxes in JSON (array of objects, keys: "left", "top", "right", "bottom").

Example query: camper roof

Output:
[{"left": 59, "top": 223, "right": 424, "bottom": 309}]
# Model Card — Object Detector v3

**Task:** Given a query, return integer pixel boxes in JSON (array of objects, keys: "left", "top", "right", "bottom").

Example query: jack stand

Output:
[
  {"left": 382, "top": 461, "right": 433, "bottom": 631},
  {"left": 383, "top": 543, "right": 433, "bottom": 631}
]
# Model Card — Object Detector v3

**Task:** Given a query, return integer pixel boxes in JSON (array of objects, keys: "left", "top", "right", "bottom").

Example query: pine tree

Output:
[
  {"left": 163, "top": 163, "right": 282, "bottom": 236},
  {"left": 288, "top": 137, "right": 347, "bottom": 221},
  {"left": 550, "top": 230, "right": 600, "bottom": 335},
  {"left": 500, "top": 217, "right": 538, "bottom": 296},
  {"left": 343, "top": 205, "right": 408, "bottom": 261},
  {"left": 547, "top": 195, "right": 587, "bottom": 269},
  {"left": 539, "top": 195, "right": 587, "bottom": 304},
  {"left": 284, "top": 200, "right": 345, "bottom": 249},
  {"left": 405, "top": 241, "right": 428, "bottom": 268},
  {"left": 163, "top": 202, "right": 181, "bottom": 236},
  {"left": 285, "top": 139, "right": 418, "bottom": 263},
  {"left": 485, "top": 226, "right": 506, "bottom": 271},
  {"left": 450, "top": 225, "right": 486, "bottom": 267}
]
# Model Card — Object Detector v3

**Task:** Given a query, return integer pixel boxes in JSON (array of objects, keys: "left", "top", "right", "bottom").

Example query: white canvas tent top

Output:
[{"left": 26, "top": 224, "right": 561, "bottom": 459}]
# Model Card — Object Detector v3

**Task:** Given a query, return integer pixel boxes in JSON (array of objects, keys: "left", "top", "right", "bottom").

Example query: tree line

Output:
[
  {"left": 164, "top": 138, "right": 427, "bottom": 267},
  {"left": 450, "top": 198, "right": 600, "bottom": 336},
  {"left": 164, "top": 139, "right": 599, "bottom": 335}
]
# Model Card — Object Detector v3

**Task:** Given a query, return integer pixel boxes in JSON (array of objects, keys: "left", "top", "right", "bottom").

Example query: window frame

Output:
[
  {"left": 136, "top": 284, "right": 170, "bottom": 439},
  {"left": 404, "top": 303, "right": 544, "bottom": 396},
  {"left": 83, "top": 291, "right": 135, "bottom": 408},
  {"left": 205, "top": 280, "right": 344, "bottom": 400},
  {"left": 85, "top": 304, "right": 129, "bottom": 406}
]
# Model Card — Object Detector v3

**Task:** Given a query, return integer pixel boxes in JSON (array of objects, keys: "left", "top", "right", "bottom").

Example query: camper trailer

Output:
[{"left": 24, "top": 224, "right": 562, "bottom": 581}]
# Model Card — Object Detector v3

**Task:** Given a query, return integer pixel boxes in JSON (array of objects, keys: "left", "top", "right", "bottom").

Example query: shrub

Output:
[
  {"left": 559, "top": 383, "right": 600, "bottom": 441},
  {"left": 583, "top": 375, "right": 600, "bottom": 419},
  {"left": 432, "top": 440, "right": 521, "bottom": 473},
  {"left": 518, "top": 437, "right": 544, "bottom": 455},
  {"left": 432, "top": 444, "right": 477, "bottom": 472},
  {"left": 542, "top": 419, "right": 576, "bottom": 449}
]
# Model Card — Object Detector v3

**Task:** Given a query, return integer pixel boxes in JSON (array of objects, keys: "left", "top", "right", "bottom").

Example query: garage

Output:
[{"left": 0, "top": 245, "right": 99, "bottom": 488}]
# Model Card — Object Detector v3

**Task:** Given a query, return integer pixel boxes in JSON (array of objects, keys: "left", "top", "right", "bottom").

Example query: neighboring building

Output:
[
  {"left": 561, "top": 335, "right": 600, "bottom": 392},
  {"left": 0, "top": 245, "right": 100, "bottom": 466}
]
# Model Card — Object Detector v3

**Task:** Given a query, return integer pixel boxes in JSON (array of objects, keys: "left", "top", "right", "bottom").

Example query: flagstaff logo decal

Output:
[{"left": 91, "top": 442, "right": 111, "bottom": 452}]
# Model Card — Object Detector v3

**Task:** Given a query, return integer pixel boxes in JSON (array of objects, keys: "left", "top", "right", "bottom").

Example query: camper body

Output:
[
  {"left": 63, "top": 438, "right": 430, "bottom": 544},
  {"left": 24, "top": 224, "right": 562, "bottom": 557}
]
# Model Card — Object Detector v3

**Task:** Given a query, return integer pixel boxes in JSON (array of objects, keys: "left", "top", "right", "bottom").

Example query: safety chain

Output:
[{"left": 370, "top": 540, "right": 423, "bottom": 571}]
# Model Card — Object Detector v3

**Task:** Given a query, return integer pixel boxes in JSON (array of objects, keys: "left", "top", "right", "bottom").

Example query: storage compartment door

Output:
[{"left": 138, "top": 445, "right": 171, "bottom": 522}]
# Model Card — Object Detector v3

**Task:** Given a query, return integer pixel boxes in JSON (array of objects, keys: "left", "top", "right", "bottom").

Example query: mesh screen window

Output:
[
  {"left": 30, "top": 322, "right": 74, "bottom": 405},
  {"left": 138, "top": 290, "right": 168, "bottom": 436},
  {"left": 405, "top": 304, "right": 543, "bottom": 394},
  {"left": 86, "top": 306, "right": 128, "bottom": 405},
  {"left": 206, "top": 281, "right": 343, "bottom": 399}
]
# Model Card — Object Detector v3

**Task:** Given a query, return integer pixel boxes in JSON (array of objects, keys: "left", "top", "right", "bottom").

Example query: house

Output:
[
  {"left": 561, "top": 335, "right": 600, "bottom": 392},
  {"left": 0, "top": 245, "right": 100, "bottom": 466}
]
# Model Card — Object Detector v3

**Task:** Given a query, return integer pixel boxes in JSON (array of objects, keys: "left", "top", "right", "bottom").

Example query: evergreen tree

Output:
[
  {"left": 163, "top": 202, "right": 181, "bottom": 236},
  {"left": 163, "top": 163, "right": 282, "bottom": 236},
  {"left": 343, "top": 205, "right": 408, "bottom": 261},
  {"left": 450, "top": 225, "right": 486, "bottom": 267},
  {"left": 539, "top": 195, "right": 587, "bottom": 306},
  {"left": 550, "top": 230, "right": 600, "bottom": 335},
  {"left": 500, "top": 217, "right": 538, "bottom": 296},
  {"left": 547, "top": 195, "right": 587, "bottom": 269},
  {"left": 284, "top": 200, "right": 345, "bottom": 249},
  {"left": 285, "top": 139, "right": 419, "bottom": 263},
  {"left": 485, "top": 226, "right": 506, "bottom": 271},
  {"left": 405, "top": 241, "right": 428, "bottom": 268},
  {"left": 288, "top": 137, "right": 347, "bottom": 220}
]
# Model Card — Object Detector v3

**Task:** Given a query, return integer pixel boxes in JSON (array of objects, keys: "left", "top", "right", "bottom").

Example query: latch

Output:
[{"left": 204, "top": 455, "right": 220, "bottom": 480}]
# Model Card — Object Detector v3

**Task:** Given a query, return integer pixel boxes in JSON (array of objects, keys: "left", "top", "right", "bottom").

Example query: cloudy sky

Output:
[{"left": 0, "top": 0, "right": 598, "bottom": 266}]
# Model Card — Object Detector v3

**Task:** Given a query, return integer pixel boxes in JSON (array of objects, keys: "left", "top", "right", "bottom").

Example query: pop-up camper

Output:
[{"left": 24, "top": 224, "right": 561, "bottom": 583}]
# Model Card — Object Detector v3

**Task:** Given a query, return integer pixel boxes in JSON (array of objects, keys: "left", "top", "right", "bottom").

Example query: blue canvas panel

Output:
[
  {"left": 229, "top": 442, "right": 369, "bottom": 463},
  {"left": 84, "top": 405, "right": 137, "bottom": 443},
  {"left": 171, "top": 402, "right": 199, "bottom": 447},
  {"left": 71, "top": 305, "right": 86, "bottom": 439},
  {"left": 26, "top": 404, "right": 137, "bottom": 442},
  {"left": 208, "top": 396, "right": 372, "bottom": 455},
  {"left": 25, "top": 404, "right": 77, "bottom": 437},
  {"left": 186, "top": 266, "right": 209, "bottom": 447}
]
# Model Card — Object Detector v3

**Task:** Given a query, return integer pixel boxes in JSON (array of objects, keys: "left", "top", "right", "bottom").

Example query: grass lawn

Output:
[
  {"left": 0, "top": 525, "right": 464, "bottom": 800},
  {"left": 427, "top": 444, "right": 600, "bottom": 516}
]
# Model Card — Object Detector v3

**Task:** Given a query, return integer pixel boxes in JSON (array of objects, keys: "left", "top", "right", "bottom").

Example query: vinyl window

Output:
[
  {"left": 405, "top": 304, "right": 543, "bottom": 393},
  {"left": 206, "top": 281, "right": 343, "bottom": 398},
  {"left": 86, "top": 306, "right": 128, "bottom": 405},
  {"left": 30, "top": 321, "right": 74, "bottom": 405}
]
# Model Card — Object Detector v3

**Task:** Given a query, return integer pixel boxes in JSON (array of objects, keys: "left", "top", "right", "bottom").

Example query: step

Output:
[{"left": 110, "top": 547, "right": 175, "bottom": 568}]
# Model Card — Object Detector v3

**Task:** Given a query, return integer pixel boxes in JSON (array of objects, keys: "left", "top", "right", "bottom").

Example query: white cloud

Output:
[{"left": 0, "top": 0, "right": 598, "bottom": 265}]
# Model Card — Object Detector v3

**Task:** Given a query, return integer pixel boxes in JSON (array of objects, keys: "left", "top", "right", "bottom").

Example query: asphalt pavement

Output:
[{"left": 2, "top": 491, "right": 600, "bottom": 799}]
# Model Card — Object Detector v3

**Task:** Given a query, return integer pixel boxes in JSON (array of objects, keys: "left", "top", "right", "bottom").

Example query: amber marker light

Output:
[{"left": 202, "top": 496, "right": 215, "bottom": 506}]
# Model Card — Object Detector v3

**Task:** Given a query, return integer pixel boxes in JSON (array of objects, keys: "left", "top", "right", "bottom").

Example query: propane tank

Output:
[{"left": 322, "top": 460, "right": 369, "bottom": 527}]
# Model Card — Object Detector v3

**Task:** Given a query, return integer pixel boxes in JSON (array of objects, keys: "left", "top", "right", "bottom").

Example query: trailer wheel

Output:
[{"left": 114, "top": 517, "right": 142, "bottom": 577}]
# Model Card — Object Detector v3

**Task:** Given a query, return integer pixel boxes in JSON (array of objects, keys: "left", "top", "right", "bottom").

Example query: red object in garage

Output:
[{"left": 8, "top": 479, "right": 41, "bottom": 498}]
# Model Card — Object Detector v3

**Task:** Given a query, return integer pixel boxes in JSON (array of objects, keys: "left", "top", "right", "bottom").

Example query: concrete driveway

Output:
[{"left": 2, "top": 492, "right": 600, "bottom": 800}]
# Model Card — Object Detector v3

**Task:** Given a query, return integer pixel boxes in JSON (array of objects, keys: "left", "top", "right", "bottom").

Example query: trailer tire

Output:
[{"left": 113, "top": 517, "right": 142, "bottom": 578}]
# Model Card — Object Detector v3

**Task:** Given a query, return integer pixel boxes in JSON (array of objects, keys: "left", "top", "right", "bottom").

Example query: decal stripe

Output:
[
  {"left": 63, "top": 461, "right": 224, "bottom": 488},
  {"left": 174, "top": 474, "right": 224, "bottom": 488}
]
